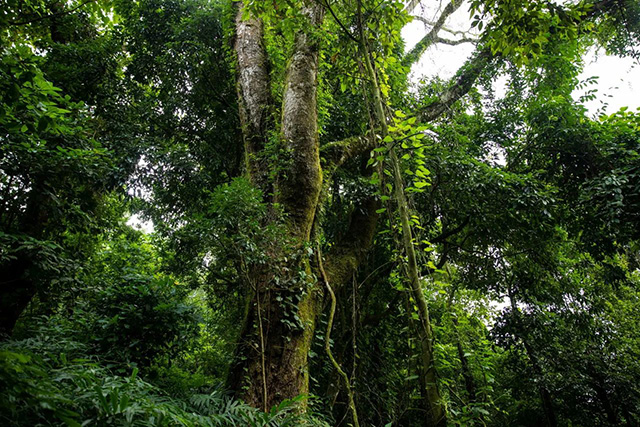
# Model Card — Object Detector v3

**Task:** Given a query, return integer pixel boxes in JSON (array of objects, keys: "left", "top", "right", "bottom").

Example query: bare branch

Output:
[
  {"left": 417, "top": 48, "right": 495, "bottom": 122},
  {"left": 435, "top": 35, "right": 476, "bottom": 45},
  {"left": 402, "top": 0, "right": 465, "bottom": 67},
  {"left": 404, "top": 0, "right": 422, "bottom": 14},
  {"left": 411, "top": 15, "right": 470, "bottom": 37}
]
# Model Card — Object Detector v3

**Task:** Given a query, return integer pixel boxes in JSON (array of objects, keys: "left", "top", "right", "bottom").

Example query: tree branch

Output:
[
  {"left": 410, "top": 0, "right": 623, "bottom": 124},
  {"left": 320, "top": 48, "right": 494, "bottom": 170},
  {"left": 417, "top": 47, "right": 495, "bottom": 122},
  {"left": 434, "top": 35, "right": 476, "bottom": 46},
  {"left": 320, "top": 131, "right": 376, "bottom": 174},
  {"left": 404, "top": 0, "right": 422, "bottom": 14},
  {"left": 431, "top": 216, "right": 471, "bottom": 244},
  {"left": 319, "top": 0, "right": 359, "bottom": 43},
  {"left": 402, "top": 0, "right": 465, "bottom": 67},
  {"left": 412, "top": 15, "right": 471, "bottom": 37}
]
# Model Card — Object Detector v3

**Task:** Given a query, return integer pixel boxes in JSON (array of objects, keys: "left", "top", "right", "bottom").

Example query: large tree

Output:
[{"left": 225, "top": 0, "right": 635, "bottom": 418}]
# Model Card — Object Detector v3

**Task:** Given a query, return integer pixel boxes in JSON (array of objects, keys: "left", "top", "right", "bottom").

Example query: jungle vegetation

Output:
[{"left": 1, "top": 0, "right": 640, "bottom": 425}]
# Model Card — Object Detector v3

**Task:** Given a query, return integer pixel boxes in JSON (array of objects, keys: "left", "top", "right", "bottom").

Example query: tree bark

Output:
[
  {"left": 230, "top": 2, "right": 377, "bottom": 410},
  {"left": 276, "top": 4, "right": 325, "bottom": 240},
  {"left": 234, "top": 1, "right": 273, "bottom": 195}
]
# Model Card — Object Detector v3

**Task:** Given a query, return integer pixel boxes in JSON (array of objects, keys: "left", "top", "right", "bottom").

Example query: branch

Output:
[
  {"left": 402, "top": 0, "right": 465, "bottom": 67},
  {"left": 434, "top": 35, "right": 476, "bottom": 46},
  {"left": 320, "top": 0, "right": 359, "bottom": 43},
  {"left": 412, "top": 15, "right": 471, "bottom": 37},
  {"left": 410, "top": 0, "right": 623, "bottom": 124},
  {"left": 431, "top": 216, "right": 471, "bottom": 244},
  {"left": 417, "top": 47, "right": 495, "bottom": 123},
  {"left": 320, "top": 131, "right": 376, "bottom": 174},
  {"left": 404, "top": 0, "right": 422, "bottom": 14}
]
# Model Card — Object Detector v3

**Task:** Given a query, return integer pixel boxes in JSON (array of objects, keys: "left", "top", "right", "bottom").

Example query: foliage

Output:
[
  {"left": 0, "top": 326, "right": 327, "bottom": 426},
  {"left": 2, "top": 0, "right": 640, "bottom": 425}
]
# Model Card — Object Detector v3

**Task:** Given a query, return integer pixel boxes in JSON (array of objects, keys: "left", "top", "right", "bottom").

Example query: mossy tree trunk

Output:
[
  {"left": 229, "top": 1, "right": 379, "bottom": 411},
  {"left": 229, "top": 0, "right": 492, "bottom": 412}
]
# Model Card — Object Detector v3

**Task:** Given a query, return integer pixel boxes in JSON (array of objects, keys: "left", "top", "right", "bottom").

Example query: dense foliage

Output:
[{"left": 1, "top": 0, "right": 639, "bottom": 425}]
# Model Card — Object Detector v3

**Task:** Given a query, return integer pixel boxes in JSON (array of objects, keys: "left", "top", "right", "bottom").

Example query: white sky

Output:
[
  {"left": 402, "top": 0, "right": 639, "bottom": 312},
  {"left": 402, "top": 0, "right": 640, "bottom": 117}
]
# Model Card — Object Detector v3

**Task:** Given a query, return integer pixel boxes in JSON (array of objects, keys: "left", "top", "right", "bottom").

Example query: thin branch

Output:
[
  {"left": 402, "top": 0, "right": 465, "bottom": 67},
  {"left": 411, "top": 15, "right": 470, "bottom": 37},
  {"left": 434, "top": 35, "right": 476, "bottom": 46},
  {"left": 404, "top": 0, "right": 422, "bottom": 14},
  {"left": 432, "top": 216, "right": 471, "bottom": 244},
  {"left": 319, "top": 0, "right": 360, "bottom": 43}
]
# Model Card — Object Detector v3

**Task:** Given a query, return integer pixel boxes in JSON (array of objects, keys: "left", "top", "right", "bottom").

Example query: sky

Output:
[{"left": 402, "top": 0, "right": 640, "bottom": 117}]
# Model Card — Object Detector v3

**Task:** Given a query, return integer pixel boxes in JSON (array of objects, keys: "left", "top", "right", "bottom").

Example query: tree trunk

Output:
[
  {"left": 0, "top": 258, "right": 35, "bottom": 337},
  {"left": 508, "top": 287, "right": 557, "bottom": 427},
  {"left": 234, "top": 2, "right": 273, "bottom": 195},
  {"left": 230, "top": 2, "right": 382, "bottom": 409},
  {"left": 228, "top": 281, "right": 323, "bottom": 410},
  {"left": 275, "top": 4, "right": 324, "bottom": 239}
]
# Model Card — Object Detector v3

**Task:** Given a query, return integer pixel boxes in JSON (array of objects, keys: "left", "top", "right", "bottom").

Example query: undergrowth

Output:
[{"left": 0, "top": 321, "right": 327, "bottom": 427}]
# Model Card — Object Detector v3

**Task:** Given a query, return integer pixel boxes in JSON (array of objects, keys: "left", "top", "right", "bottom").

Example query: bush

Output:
[
  {"left": 0, "top": 330, "right": 329, "bottom": 426},
  {"left": 89, "top": 274, "right": 201, "bottom": 367}
]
